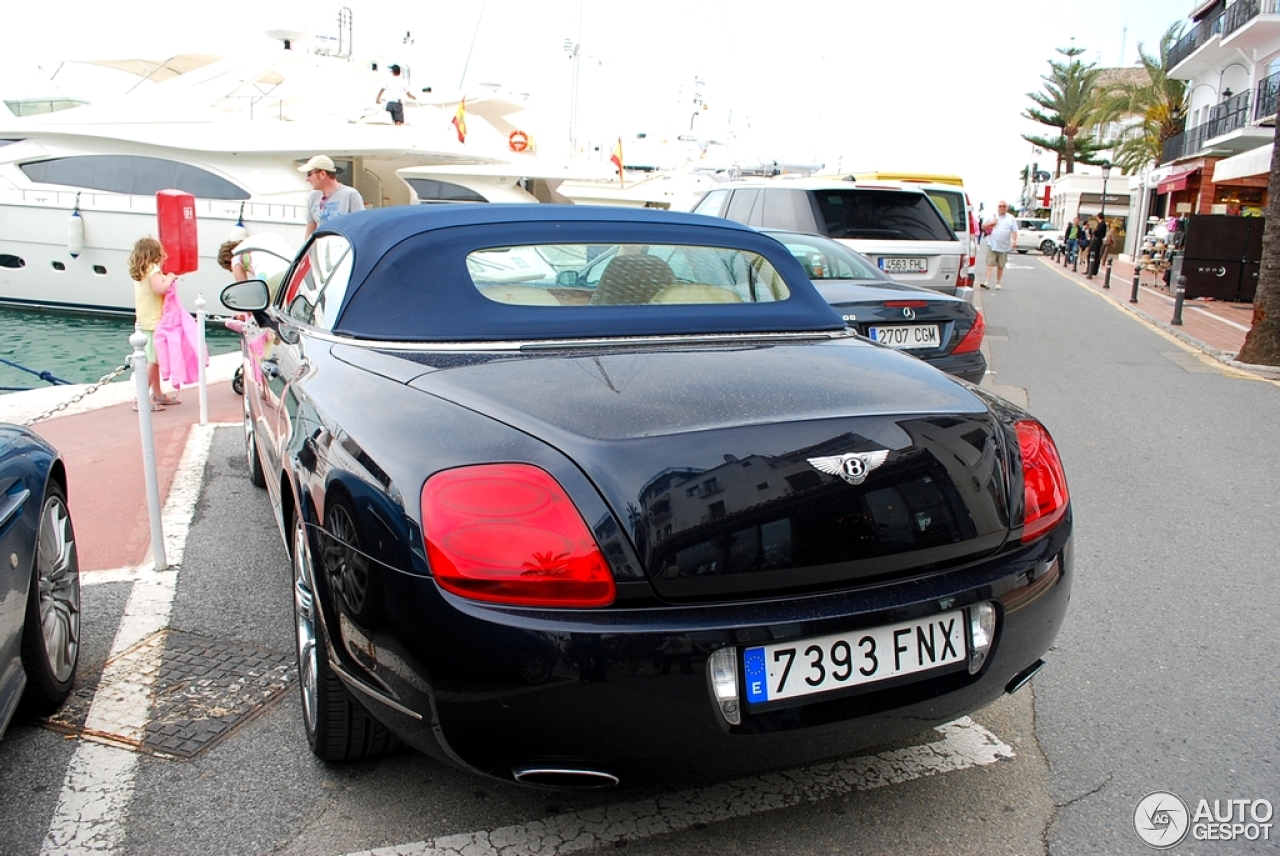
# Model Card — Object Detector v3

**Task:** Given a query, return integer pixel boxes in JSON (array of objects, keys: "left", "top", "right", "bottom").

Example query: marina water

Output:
[{"left": 0, "top": 306, "right": 241, "bottom": 393}]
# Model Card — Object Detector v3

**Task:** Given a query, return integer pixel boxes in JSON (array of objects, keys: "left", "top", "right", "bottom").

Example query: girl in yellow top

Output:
[{"left": 128, "top": 237, "right": 180, "bottom": 408}]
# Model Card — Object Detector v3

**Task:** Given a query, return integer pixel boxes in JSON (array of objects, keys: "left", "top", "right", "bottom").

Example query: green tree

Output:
[
  {"left": 1021, "top": 132, "right": 1111, "bottom": 176},
  {"left": 1094, "top": 23, "right": 1188, "bottom": 174},
  {"left": 1235, "top": 122, "right": 1280, "bottom": 366},
  {"left": 1023, "top": 44, "right": 1102, "bottom": 176}
]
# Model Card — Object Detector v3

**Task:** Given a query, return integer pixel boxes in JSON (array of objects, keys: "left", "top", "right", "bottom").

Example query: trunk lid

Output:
[{"left": 398, "top": 338, "right": 1013, "bottom": 601}]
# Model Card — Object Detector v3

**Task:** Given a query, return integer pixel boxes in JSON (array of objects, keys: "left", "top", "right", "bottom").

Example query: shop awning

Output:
[
  {"left": 1212, "top": 144, "right": 1273, "bottom": 183},
  {"left": 1157, "top": 167, "right": 1199, "bottom": 195}
]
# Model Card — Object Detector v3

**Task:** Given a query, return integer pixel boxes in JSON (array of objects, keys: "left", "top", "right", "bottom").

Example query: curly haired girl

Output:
[{"left": 128, "top": 237, "right": 180, "bottom": 408}]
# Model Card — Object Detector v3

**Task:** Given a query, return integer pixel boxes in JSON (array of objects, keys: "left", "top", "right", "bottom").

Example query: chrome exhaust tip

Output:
[
  {"left": 511, "top": 764, "right": 620, "bottom": 789},
  {"left": 1005, "top": 659, "right": 1045, "bottom": 695}
]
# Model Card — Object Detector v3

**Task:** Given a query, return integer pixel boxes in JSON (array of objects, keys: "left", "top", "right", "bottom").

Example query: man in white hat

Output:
[{"left": 299, "top": 155, "right": 364, "bottom": 237}]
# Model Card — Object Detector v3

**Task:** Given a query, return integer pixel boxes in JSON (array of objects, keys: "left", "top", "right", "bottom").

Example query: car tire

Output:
[
  {"left": 1016, "top": 248, "right": 1028, "bottom": 254},
  {"left": 231, "top": 366, "right": 244, "bottom": 396},
  {"left": 244, "top": 393, "right": 266, "bottom": 489},
  {"left": 1040, "top": 240, "right": 1056, "bottom": 255},
  {"left": 19, "top": 482, "right": 81, "bottom": 717},
  {"left": 292, "top": 507, "right": 397, "bottom": 762}
]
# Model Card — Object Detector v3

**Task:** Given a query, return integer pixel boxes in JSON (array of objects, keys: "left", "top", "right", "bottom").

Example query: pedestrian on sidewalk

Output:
[
  {"left": 980, "top": 201, "right": 1018, "bottom": 290},
  {"left": 1063, "top": 217, "right": 1082, "bottom": 265},
  {"left": 1086, "top": 218, "right": 1108, "bottom": 278}
]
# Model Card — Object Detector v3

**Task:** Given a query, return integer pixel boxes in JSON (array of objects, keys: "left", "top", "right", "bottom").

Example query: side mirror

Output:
[
  {"left": 556, "top": 270, "right": 580, "bottom": 287},
  {"left": 221, "top": 279, "right": 270, "bottom": 312}
]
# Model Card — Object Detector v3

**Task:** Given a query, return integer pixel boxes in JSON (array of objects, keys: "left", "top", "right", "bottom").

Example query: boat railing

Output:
[{"left": 0, "top": 187, "right": 306, "bottom": 224}]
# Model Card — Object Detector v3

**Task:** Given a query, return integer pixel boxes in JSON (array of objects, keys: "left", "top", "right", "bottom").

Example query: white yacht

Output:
[{"left": 0, "top": 42, "right": 502, "bottom": 315}]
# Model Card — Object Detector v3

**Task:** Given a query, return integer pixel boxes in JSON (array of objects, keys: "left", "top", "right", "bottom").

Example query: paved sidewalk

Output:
[
  {"left": 1, "top": 354, "right": 242, "bottom": 572},
  {"left": 1016, "top": 251, "right": 1279, "bottom": 379}
]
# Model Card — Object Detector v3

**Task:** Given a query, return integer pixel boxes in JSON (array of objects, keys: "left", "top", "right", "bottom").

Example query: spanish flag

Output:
[
  {"left": 610, "top": 137, "right": 624, "bottom": 187},
  {"left": 452, "top": 99, "right": 467, "bottom": 143}
]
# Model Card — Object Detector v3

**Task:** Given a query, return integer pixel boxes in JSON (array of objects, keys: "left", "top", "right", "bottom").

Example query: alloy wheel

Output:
[
  {"left": 293, "top": 513, "right": 319, "bottom": 734},
  {"left": 36, "top": 494, "right": 80, "bottom": 683}
]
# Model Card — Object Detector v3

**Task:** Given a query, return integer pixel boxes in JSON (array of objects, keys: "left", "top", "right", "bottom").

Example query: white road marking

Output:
[
  {"left": 344, "top": 716, "right": 1013, "bottom": 856},
  {"left": 41, "top": 424, "right": 219, "bottom": 855}
]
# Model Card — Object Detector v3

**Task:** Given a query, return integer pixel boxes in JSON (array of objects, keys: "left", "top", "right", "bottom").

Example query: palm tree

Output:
[
  {"left": 1235, "top": 121, "right": 1280, "bottom": 366},
  {"left": 1023, "top": 44, "right": 1102, "bottom": 176},
  {"left": 1094, "top": 23, "right": 1188, "bottom": 174}
]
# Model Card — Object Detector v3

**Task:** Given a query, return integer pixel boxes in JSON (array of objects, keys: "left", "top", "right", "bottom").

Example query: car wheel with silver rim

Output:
[
  {"left": 291, "top": 506, "right": 396, "bottom": 761},
  {"left": 19, "top": 483, "right": 81, "bottom": 715},
  {"left": 1040, "top": 239, "right": 1056, "bottom": 255}
]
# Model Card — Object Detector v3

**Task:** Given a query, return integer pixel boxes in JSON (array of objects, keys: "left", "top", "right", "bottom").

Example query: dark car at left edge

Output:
[
  {"left": 221, "top": 204, "right": 1072, "bottom": 789},
  {"left": 0, "top": 423, "right": 81, "bottom": 740}
]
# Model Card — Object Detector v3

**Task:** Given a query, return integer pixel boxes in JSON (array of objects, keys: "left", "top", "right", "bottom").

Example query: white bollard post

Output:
[
  {"left": 195, "top": 294, "right": 208, "bottom": 425},
  {"left": 131, "top": 325, "right": 167, "bottom": 571}
]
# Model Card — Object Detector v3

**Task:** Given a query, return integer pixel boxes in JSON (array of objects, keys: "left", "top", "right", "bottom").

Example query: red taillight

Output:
[
  {"left": 1016, "top": 421, "right": 1069, "bottom": 543},
  {"left": 884, "top": 300, "right": 929, "bottom": 308},
  {"left": 952, "top": 310, "right": 985, "bottom": 354},
  {"left": 421, "top": 464, "right": 616, "bottom": 607}
]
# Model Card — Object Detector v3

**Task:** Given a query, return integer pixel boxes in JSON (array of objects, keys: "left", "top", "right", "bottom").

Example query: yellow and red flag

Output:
[
  {"left": 610, "top": 137, "right": 624, "bottom": 187},
  {"left": 452, "top": 99, "right": 467, "bottom": 143}
]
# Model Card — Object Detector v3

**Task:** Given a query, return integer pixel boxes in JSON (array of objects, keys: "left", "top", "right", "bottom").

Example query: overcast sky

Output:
[{"left": 8, "top": 0, "right": 1186, "bottom": 210}]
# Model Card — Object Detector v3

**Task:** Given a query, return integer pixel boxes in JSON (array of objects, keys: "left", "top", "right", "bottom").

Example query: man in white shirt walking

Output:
[
  {"left": 980, "top": 201, "right": 1019, "bottom": 290},
  {"left": 376, "top": 65, "right": 416, "bottom": 126}
]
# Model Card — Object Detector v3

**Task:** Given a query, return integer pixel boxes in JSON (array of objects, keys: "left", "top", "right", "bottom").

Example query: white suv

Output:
[
  {"left": 1016, "top": 218, "right": 1065, "bottom": 255},
  {"left": 691, "top": 180, "right": 967, "bottom": 297}
]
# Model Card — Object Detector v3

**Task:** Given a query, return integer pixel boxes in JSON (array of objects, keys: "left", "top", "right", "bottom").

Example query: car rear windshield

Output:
[
  {"left": 812, "top": 189, "right": 956, "bottom": 242},
  {"left": 468, "top": 243, "right": 791, "bottom": 306}
]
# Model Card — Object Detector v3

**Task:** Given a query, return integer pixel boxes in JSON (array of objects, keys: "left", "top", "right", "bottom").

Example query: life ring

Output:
[{"left": 509, "top": 130, "right": 530, "bottom": 152}]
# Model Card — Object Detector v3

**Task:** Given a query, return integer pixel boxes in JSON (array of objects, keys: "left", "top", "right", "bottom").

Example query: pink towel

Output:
[{"left": 154, "top": 286, "right": 207, "bottom": 389}]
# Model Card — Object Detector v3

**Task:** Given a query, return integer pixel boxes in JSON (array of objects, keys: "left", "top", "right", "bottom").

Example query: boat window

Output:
[
  {"left": 405, "top": 178, "right": 488, "bottom": 204},
  {"left": 0, "top": 254, "right": 26, "bottom": 268},
  {"left": 19, "top": 155, "right": 249, "bottom": 200},
  {"left": 4, "top": 99, "right": 87, "bottom": 116}
]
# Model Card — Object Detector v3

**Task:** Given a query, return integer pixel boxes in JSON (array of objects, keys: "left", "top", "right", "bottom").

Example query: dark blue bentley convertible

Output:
[{"left": 221, "top": 205, "right": 1071, "bottom": 788}]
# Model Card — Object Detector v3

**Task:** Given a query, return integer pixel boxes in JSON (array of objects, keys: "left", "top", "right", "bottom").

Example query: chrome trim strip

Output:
[
  {"left": 330, "top": 660, "right": 424, "bottom": 721},
  {"left": 299, "top": 326, "right": 858, "bottom": 353}
]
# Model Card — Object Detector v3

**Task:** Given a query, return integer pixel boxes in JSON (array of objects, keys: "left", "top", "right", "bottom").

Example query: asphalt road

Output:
[{"left": 1, "top": 255, "right": 1277, "bottom": 855}]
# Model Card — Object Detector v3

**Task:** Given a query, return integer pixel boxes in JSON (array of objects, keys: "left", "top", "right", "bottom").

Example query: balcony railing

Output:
[
  {"left": 1168, "top": 9, "right": 1225, "bottom": 69},
  {"left": 1256, "top": 69, "right": 1280, "bottom": 120},
  {"left": 1161, "top": 90, "right": 1258, "bottom": 163},
  {"left": 1225, "top": 0, "right": 1280, "bottom": 36},
  {"left": 1207, "top": 89, "right": 1253, "bottom": 137}
]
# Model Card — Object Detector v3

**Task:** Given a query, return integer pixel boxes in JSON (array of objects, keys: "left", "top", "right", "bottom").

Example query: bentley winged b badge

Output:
[{"left": 807, "top": 450, "right": 890, "bottom": 486}]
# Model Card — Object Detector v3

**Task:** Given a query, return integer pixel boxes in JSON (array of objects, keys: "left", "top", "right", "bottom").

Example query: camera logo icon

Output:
[{"left": 1135, "top": 791, "right": 1190, "bottom": 848}]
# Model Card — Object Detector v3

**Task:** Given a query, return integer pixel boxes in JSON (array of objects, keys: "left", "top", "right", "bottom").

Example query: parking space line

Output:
[
  {"left": 344, "top": 717, "right": 1013, "bottom": 856},
  {"left": 40, "top": 425, "right": 219, "bottom": 855}
]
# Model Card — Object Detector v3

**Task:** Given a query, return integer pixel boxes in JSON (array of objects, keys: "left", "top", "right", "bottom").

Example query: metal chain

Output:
[{"left": 21, "top": 361, "right": 134, "bottom": 427}]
